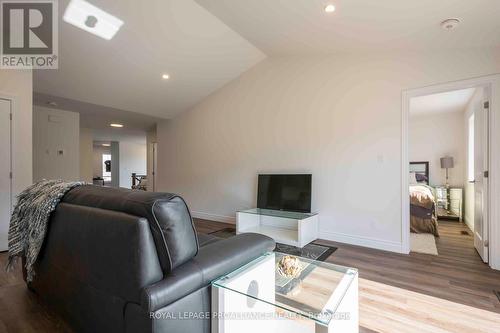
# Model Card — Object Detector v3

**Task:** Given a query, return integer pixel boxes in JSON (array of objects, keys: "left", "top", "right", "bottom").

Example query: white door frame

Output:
[
  {"left": 152, "top": 142, "right": 158, "bottom": 192},
  {"left": 401, "top": 74, "right": 500, "bottom": 270},
  {"left": 0, "top": 93, "right": 22, "bottom": 202},
  {"left": 0, "top": 94, "right": 14, "bottom": 250}
]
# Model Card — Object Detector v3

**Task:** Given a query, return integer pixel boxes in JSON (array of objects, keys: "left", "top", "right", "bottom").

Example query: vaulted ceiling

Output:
[
  {"left": 410, "top": 88, "right": 477, "bottom": 117},
  {"left": 34, "top": 0, "right": 265, "bottom": 119},
  {"left": 34, "top": 0, "right": 500, "bottom": 120},
  {"left": 195, "top": 0, "right": 500, "bottom": 55}
]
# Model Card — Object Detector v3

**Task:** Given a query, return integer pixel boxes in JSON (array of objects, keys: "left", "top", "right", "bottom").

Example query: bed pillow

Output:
[
  {"left": 409, "top": 172, "right": 418, "bottom": 185},
  {"left": 415, "top": 173, "right": 428, "bottom": 183}
]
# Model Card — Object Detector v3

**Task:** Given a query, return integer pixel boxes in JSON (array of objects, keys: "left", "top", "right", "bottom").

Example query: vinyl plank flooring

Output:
[
  {"left": 1, "top": 220, "right": 499, "bottom": 333},
  {"left": 314, "top": 221, "right": 500, "bottom": 332}
]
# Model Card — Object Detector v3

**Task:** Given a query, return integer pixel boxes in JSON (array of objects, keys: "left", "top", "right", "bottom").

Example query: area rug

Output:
[
  {"left": 209, "top": 227, "right": 337, "bottom": 262},
  {"left": 410, "top": 233, "right": 438, "bottom": 255}
]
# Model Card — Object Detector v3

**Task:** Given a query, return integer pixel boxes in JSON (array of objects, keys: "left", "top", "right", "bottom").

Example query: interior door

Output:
[
  {"left": 0, "top": 98, "right": 12, "bottom": 251},
  {"left": 474, "top": 89, "right": 489, "bottom": 262}
]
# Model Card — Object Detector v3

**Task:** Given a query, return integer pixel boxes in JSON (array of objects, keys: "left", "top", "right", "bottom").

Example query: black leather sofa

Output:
[{"left": 26, "top": 185, "right": 275, "bottom": 333}]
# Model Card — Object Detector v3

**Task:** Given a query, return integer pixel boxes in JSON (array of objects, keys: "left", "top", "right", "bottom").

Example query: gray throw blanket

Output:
[{"left": 6, "top": 180, "right": 85, "bottom": 282}]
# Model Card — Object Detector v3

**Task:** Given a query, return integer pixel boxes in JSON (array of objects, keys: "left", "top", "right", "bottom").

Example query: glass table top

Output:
[
  {"left": 238, "top": 208, "right": 318, "bottom": 220},
  {"left": 212, "top": 252, "right": 358, "bottom": 326}
]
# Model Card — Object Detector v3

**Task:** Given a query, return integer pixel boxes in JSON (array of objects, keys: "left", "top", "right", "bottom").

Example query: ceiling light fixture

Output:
[
  {"left": 102, "top": 143, "right": 110, "bottom": 147},
  {"left": 440, "top": 18, "right": 460, "bottom": 31},
  {"left": 324, "top": 4, "right": 336, "bottom": 13},
  {"left": 63, "top": 0, "right": 124, "bottom": 40},
  {"left": 162, "top": 74, "right": 170, "bottom": 80},
  {"left": 110, "top": 123, "right": 123, "bottom": 128},
  {"left": 47, "top": 101, "right": 58, "bottom": 107}
]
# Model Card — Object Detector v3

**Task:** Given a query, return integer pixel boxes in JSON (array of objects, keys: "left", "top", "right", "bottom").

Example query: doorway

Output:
[
  {"left": 401, "top": 75, "right": 500, "bottom": 269},
  {"left": 0, "top": 98, "right": 12, "bottom": 251}
]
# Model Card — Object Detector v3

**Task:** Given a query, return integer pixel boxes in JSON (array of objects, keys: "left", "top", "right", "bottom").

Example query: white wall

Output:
[
  {"left": 80, "top": 128, "right": 93, "bottom": 182},
  {"left": 157, "top": 49, "right": 500, "bottom": 252},
  {"left": 409, "top": 112, "right": 465, "bottom": 187},
  {"left": 463, "top": 88, "right": 485, "bottom": 231},
  {"left": 0, "top": 70, "right": 32, "bottom": 196},
  {"left": 119, "top": 142, "right": 147, "bottom": 188},
  {"left": 33, "top": 106, "right": 80, "bottom": 182},
  {"left": 110, "top": 142, "right": 120, "bottom": 188}
]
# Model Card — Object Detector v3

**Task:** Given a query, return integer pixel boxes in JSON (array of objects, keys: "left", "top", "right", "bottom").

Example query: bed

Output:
[{"left": 409, "top": 162, "right": 439, "bottom": 237}]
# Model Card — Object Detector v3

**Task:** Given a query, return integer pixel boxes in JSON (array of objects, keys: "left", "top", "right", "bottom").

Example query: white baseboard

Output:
[
  {"left": 320, "top": 230, "right": 403, "bottom": 253},
  {"left": 192, "top": 211, "right": 236, "bottom": 224},
  {"left": 464, "top": 217, "right": 474, "bottom": 233},
  {"left": 191, "top": 213, "right": 402, "bottom": 253}
]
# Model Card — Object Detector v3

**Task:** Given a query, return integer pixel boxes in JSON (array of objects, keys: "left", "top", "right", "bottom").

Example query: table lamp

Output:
[{"left": 440, "top": 156, "right": 454, "bottom": 188}]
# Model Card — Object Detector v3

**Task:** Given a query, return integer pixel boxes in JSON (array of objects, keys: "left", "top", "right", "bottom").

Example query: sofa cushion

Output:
[
  {"left": 197, "top": 233, "right": 220, "bottom": 247},
  {"left": 140, "top": 233, "right": 276, "bottom": 312},
  {"left": 62, "top": 185, "right": 199, "bottom": 274}
]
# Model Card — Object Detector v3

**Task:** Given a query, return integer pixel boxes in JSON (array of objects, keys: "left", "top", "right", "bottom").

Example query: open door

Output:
[
  {"left": 474, "top": 88, "right": 489, "bottom": 262},
  {"left": 0, "top": 99, "right": 12, "bottom": 251}
]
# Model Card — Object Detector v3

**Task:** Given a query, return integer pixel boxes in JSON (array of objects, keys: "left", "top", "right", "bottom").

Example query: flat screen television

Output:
[{"left": 257, "top": 174, "right": 312, "bottom": 213}]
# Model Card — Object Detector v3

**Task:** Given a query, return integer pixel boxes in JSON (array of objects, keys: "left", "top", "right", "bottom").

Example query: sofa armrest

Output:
[{"left": 140, "top": 233, "right": 275, "bottom": 312}]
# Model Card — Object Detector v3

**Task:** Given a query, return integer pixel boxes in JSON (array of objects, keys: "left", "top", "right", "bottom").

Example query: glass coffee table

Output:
[{"left": 211, "top": 252, "right": 358, "bottom": 333}]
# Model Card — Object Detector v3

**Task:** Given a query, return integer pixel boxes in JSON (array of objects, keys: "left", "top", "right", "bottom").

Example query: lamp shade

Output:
[{"left": 440, "top": 156, "right": 454, "bottom": 169}]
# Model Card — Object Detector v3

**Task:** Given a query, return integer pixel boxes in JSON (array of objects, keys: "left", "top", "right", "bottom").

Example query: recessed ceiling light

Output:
[
  {"left": 47, "top": 101, "right": 58, "bottom": 107},
  {"left": 440, "top": 18, "right": 460, "bottom": 31},
  {"left": 102, "top": 143, "right": 110, "bottom": 147},
  {"left": 324, "top": 4, "right": 336, "bottom": 13},
  {"left": 162, "top": 74, "right": 170, "bottom": 80},
  {"left": 110, "top": 123, "right": 123, "bottom": 128},
  {"left": 63, "top": 0, "right": 124, "bottom": 40}
]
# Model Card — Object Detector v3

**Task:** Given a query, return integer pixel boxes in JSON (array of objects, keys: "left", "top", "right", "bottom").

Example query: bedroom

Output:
[{"left": 408, "top": 84, "right": 489, "bottom": 259}]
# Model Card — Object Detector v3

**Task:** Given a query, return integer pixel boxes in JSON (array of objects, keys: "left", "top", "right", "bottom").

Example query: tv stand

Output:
[{"left": 236, "top": 208, "right": 318, "bottom": 248}]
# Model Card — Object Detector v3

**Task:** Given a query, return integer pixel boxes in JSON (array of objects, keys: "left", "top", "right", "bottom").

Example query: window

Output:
[
  {"left": 102, "top": 154, "right": 111, "bottom": 182},
  {"left": 468, "top": 114, "right": 474, "bottom": 182}
]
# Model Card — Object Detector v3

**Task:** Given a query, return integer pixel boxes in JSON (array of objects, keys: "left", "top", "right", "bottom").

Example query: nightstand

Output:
[{"left": 435, "top": 186, "right": 463, "bottom": 221}]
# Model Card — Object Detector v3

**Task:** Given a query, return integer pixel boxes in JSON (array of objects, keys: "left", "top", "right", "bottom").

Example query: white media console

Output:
[{"left": 236, "top": 208, "right": 318, "bottom": 247}]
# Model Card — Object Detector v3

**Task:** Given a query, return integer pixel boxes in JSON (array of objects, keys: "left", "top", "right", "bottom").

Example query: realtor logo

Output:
[{"left": 1, "top": 0, "right": 58, "bottom": 69}]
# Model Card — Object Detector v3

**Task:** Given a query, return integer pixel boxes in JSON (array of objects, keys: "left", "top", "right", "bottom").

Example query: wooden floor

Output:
[
  {"left": 1, "top": 219, "right": 499, "bottom": 332},
  {"left": 316, "top": 220, "right": 500, "bottom": 333}
]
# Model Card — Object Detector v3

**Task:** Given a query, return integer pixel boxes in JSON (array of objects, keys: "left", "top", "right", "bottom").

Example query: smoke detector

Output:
[{"left": 441, "top": 18, "right": 460, "bottom": 31}]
